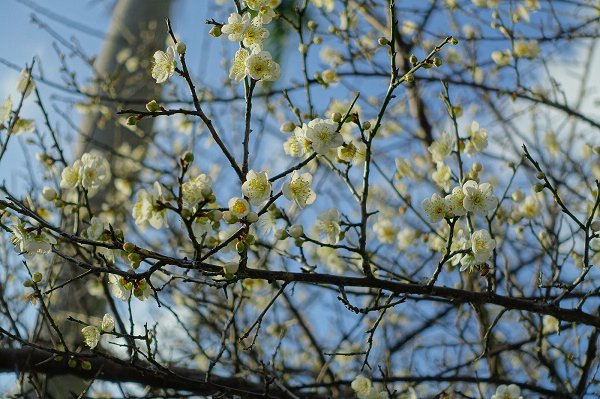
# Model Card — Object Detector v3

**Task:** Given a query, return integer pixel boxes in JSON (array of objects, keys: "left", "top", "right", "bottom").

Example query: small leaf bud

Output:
[
  {"left": 288, "top": 224, "right": 304, "bottom": 238},
  {"left": 175, "top": 42, "right": 186, "bottom": 55},
  {"left": 145, "top": 100, "right": 160, "bottom": 112},
  {"left": 280, "top": 121, "right": 295, "bottom": 133},
  {"left": 209, "top": 26, "right": 222, "bottom": 38}
]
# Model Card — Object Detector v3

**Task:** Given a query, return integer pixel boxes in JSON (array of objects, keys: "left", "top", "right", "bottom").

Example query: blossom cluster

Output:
[
  {"left": 60, "top": 152, "right": 111, "bottom": 195},
  {"left": 216, "top": 1, "right": 282, "bottom": 83},
  {"left": 351, "top": 376, "right": 389, "bottom": 399},
  {"left": 81, "top": 313, "right": 115, "bottom": 349}
]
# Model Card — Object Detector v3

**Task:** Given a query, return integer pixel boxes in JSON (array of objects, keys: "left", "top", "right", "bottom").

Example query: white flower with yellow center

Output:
[
  {"left": 282, "top": 170, "right": 316, "bottom": 208},
  {"left": 79, "top": 152, "right": 111, "bottom": 191},
  {"left": 470, "top": 229, "right": 495, "bottom": 263},
  {"left": 10, "top": 218, "right": 56, "bottom": 257},
  {"left": 465, "top": 121, "right": 488, "bottom": 156},
  {"left": 182, "top": 174, "right": 212, "bottom": 210},
  {"left": 283, "top": 126, "right": 309, "bottom": 157},
  {"left": 351, "top": 376, "right": 372, "bottom": 397},
  {"left": 245, "top": 49, "right": 280, "bottom": 81},
  {"left": 242, "top": 170, "right": 271, "bottom": 206},
  {"left": 16, "top": 69, "right": 35, "bottom": 98},
  {"left": 246, "top": 0, "right": 270, "bottom": 10},
  {"left": 230, "top": 48, "right": 249, "bottom": 81},
  {"left": 315, "top": 209, "right": 341, "bottom": 244},
  {"left": 132, "top": 181, "right": 168, "bottom": 229},
  {"left": 151, "top": 46, "right": 177, "bottom": 84},
  {"left": 228, "top": 197, "right": 251, "bottom": 218},
  {"left": 221, "top": 13, "right": 251, "bottom": 42},
  {"left": 422, "top": 193, "right": 449, "bottom": 222},
  {"left": 373, "top": 219, "right": 398, "bottom": 244},
  {"left": 491, "top": 49, "right": 512, "bottom": 67},
  {"left": 491, "top": 384, "right": 523, "bottom": 399},
  {"left": 108, "top": 274, "right": 131, "bottom": 301},
  {"left": 243, "top": 17, "right": 269, "bottom": 49},
  {"left": 60, "top": 160, "right": 81, "bottom": 189},
  {"left": 445, "top": 186, "right": 467, "bottom": 217},
  {"left": 428, "top": 132, "right": 454, "bottom": 164},
  {"left": 304, "top": 118, "right": 343, "bottom": 154},
  {"left": 432, "top": 163, "right": 452, "bottom": 191},
  {"left": 462, "top": 180, "right": 497, "bottom": 216},
  {"left": 519, "top": 195, "right": 540, "bottom": 219},
  {"left": 81, "top": 326, "right": 101, "bottom": 349},
  {"left": 101, "top": 314, "right": 115, "bottom": 332}
]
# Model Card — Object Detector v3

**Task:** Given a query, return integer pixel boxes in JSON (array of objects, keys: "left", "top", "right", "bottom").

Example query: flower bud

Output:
[
  {"left": 378, "top": 37, "right": 389, "bottom": 46},
  {"left": 209, "top": 25, "right": 222, "bottom": 38},
  {"left": 101, "top": 314, "right": 115, "bottom": 332},
  {"left": 42, "top": 186, "right": 57, "bottom": 201},
  {"left": 246, "top": 212, "right": 259, "bottom": 223},
  {"left": 280, "top": 121, "right": 295, "bottom": 133},
  {"left": 288, "top": 224, "right": 304, "bottom": 238},
  {"left": 298, "top": 43, "right": 308, "bottom": 54},
  {"left": 224, "top": 261, "right": 239, "bottom": 274},
  {"left": 331, "top": 112, "right": 342, "bottom": 123},
  {"left": 534, "top": 183, "right": 545, "bottom": 192},
  {"left": 409, "top": 54, "right": 418, "bottom": 65},
  {"left": 362, "top": 121, "right": 371, "bottom": 130},
  {"left": 145, "top": 100, "right": 160, "bottom": 112},
  {"left": 449, "top": 37, "right": 458, "bottom": 45},
  {"left": 274, "top": 229, "right": 288, "bottom": 240},
  {"left": 307, "top": 20, "right": 317, "bottom": 31},
  {"left": 433, "top": 57, "right": 443, "bottom": 67},
  {"left": 236, "top": 240, "right": 247, "bottom": 253},
  {"left": 81, "top": 360, "right": 92, "bottom": 371},
  {"left": 32, "top": 272, "right": 42, "bottom": 283},
  {"left": 126, "top": 116, "right": 137, "bottom": 126},
  {"left": 536, "top": 172, "right": 545, "bottom": 180},
  {"left": 405, "top": 73, "right": 415, "bottom": 83},
  {"left": 591, "top": 218, "right": 600, "bottom": 231},
  {"left": 122, "top": 242, "right": 136, "bottom": 253},
  {"left": 223, "top": 211, "right": 238, "bottom": 224},
  {"left": 182, "top": 151, "right": 194, "bottom": 164},
  {"left": 175, "top": 42, "right": 186, "bottom": 55}
]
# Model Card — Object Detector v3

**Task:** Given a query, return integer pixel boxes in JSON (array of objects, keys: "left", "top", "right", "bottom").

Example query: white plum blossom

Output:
[
  {"left": 101, "top": 314, "right": 115, "bottom": 332},
  {"left": 282, "top": 170, "right": 316, "bottom": 208},
  {"left": 284, "top": 126, "right": 310, "bottom": 157},
  {"left": 60, "top": 152, "right": 111, "bottom": 193},
  {"left": 422, "top": 193, "right": 449, "bottom": 222},
  {"left": 460, "top": 229, "right": 495, "bottom": 272},
  {"left": 432, "top": 163, "right": 452, "bottom": 191},
  {"left": 428, "top": 132, "right": 454, "bottom": 163},
  {"left": 311, "top": 0, "right": 335, "bottom": 12},
  {"left": 81, "top": 326, "right": 100, "bottom": 349},
  {"left": 229, "top": 48, "right": 249, "bottom": 81},
  {"left": 228, "top": 197, "right": 251, "bottom": 218},
  {"left": 221, "top": 13, "right": 251, "bottom": 42},
  {"left": 108, "top": 274, "right": 131, "bottom": 301},
  {"left": 245, "top": 48, "right": 280, "bottom": 81},
  {"left": 191, "top": 217, "right": 213, "bottom": 240},
  {"left": 151, "top": 46, "right": 177, "bottom": 84},
  {"left": 304, "top": 118, "right": 343, "bottom": 154},
  {"left": 351, "top": 376, "right": 372, "bottom": 397},
  {"left": 16, "top": 69, "right": 35, "bottom": 98},
  {"left": 243, "top": 17, "right": 269, "bottom": 49},
  {"left": 462, "top": 180, "right": 497, "bottom": 216},
  {"left": 0, "top": 96, "right": 12, "bottom": 125},
  {"left": 315, "top": 209, "right": 341, "bottom": 244},
  {"left": 519, "top": 195, "right": 540, "bottom": 219},
  {"left": 465, "top": 121, "right": 488, "bottom": 156},
  {"left": 242, "top": 170, "right": 271, "bottom": 206},
  {"left": 10, "top": 218, "right": 56, "bottom": 257},
  {"left": 491, "top": 384, "right": 523, "bottom": 399},
  {"left": 373, "top": 219, "right": 398, "bottom": 244},
  {"left": 182, "top": 174, "right": 212, "bottom": 211},
  {"left": 445, "top": 186, "right": 467, "bottom": 217},
  {"left": 132, "top": 181, "right": 168, "bottom": 229}
]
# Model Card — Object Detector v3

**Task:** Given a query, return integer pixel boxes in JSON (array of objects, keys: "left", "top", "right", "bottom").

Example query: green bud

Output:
[
  {"left": 362, "top": 121, "right": 371, "bottom": 131},
  {"left": 405, "top": 73, "right": 415, "bottom": 83},
  {"left": 32, "top": 272, "right": 42, "bottom": 283},
  {"left": 534, "top": 183, "right": 545, "bottom": 192},
  {"left": 126, "top": 116, "right": 137, "bottom": 126},
  {"left": 331, "top": 112, "right": 342, "bottom": 123},
  {"left": 433, "top": 57, "right": 443, "bottom": 67},
  {"left": 409, "top": 54, "right": 418, "bottom": 65},
  {"left": 449, "top": 37, "right": 458, "bottom": 45},
  {"left": 378, "top": 37, "right": 389, "bottom": 46},
  {"left": 536, "top": 172, "right": 545, "bottom": 180},
  {"left": 128, "top": 253, "right": 141, "bottom": 263},
  {"left": 209, "top": 26, "right": 222, "bottom": 38},
  {"left": 175, "top": 42, "right": 186, "bottom": 55},
  {"left": 236, "top": 241, "right": 247, "bottom": 253},
  {"left": 54, "top": 355, "right": 63, "bottom": 362},
  {"left": 307, "top": 20, "right": 317, "bottom": 31},
  {"left": 246, "top": 212, "right": 259, "bottom": 223},
  {"left": 145, "top": 100, "right": 160, "bottom": 113},
  {"left": 23, "top": 280, "right": 34, "bottom": 288},
  {"left": 123, "top": 242, "right": 136, "bottom": 253},
  {"left": 209, "top": 210, "right": 223, "bottom": 222},
  {"left": 183, "top": 151, "right": 194, "bottom": 164},
  {"left": 245, "top": 234, "right": 256, "bottom": 245},
  {"left": 81, "top": 360, "right": 92, "bottom": 371},
  {"left": 68, "top": 358, "right": 77, "bottom": 368}
]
